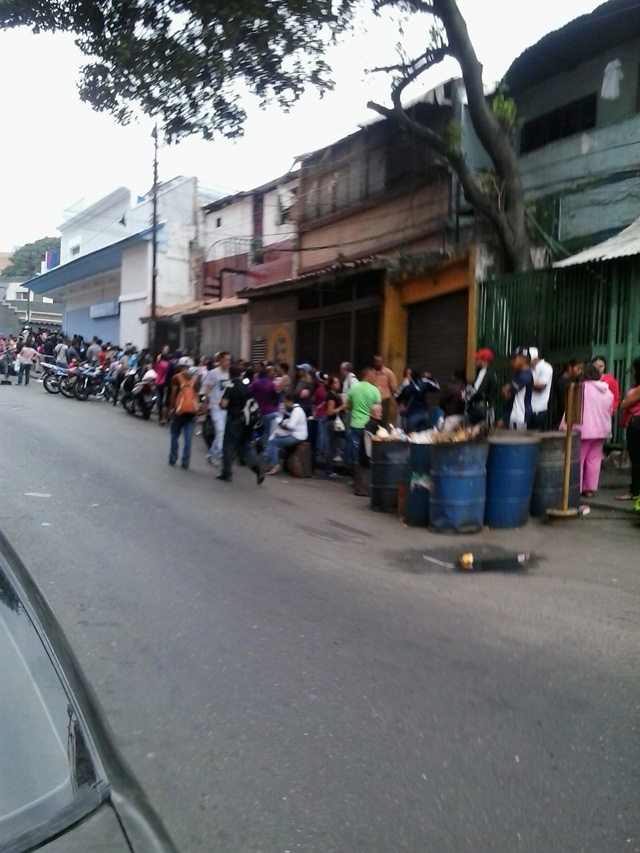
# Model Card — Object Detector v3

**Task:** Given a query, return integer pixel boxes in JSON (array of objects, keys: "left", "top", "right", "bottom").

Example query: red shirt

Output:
[{"left": 601, "top": 373, "right": 620, "bottom": 414}]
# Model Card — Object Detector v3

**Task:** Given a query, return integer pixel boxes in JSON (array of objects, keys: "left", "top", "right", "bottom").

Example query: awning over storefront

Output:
[
  {"left": 24, "top": 224, "right": 164, "bottom": 296},
  {"left": 139, "top": 295, "right": 247, "bottom": 322}
]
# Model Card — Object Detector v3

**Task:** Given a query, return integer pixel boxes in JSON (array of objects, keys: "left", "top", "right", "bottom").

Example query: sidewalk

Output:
[{"left": 587, "top": 466, "right": 638, "bottom": 515}]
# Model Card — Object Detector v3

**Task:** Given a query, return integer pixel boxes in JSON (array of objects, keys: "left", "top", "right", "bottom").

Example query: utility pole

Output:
[{"left": 150, "top": 123, "right": 159, "bottom": 357}]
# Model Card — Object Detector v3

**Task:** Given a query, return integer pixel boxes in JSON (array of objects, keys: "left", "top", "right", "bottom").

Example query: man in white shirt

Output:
[
  {"left": 340, "top": 361, "right": 359, "bottom": 403},
  {"left": 201, "top": 351, "right": 231, "bottom": 464},
  {"left": 529, "top": 346, "right": 554, "bottom": 430},
  {"left": 265, "top": 394, "right": 308, "bottom": 474}
]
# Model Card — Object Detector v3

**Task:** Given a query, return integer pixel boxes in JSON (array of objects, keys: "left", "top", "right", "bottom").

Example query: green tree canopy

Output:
[
  {"left": 1, "top": 237, "right": 61, "bottom": 279},
  {"left": 2, "top": 1, "right": 532, "bottom": 270}
]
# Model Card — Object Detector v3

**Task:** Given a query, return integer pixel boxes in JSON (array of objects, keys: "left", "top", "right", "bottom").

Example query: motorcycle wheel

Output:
[
  {"left": 43, "top": 374, "right": 61, "bottom": 395},
  {"left": 74, "top": 379, "right": 90, "bottom": 401},
  {"left": 59, "top": 376, "right": 76, "bottom": 398},
  {"left": 140, "top": 400, "right": 152, "bottom": 420},
  {"left": 124, "top": 398, "right": 136, "bottom": 415}
]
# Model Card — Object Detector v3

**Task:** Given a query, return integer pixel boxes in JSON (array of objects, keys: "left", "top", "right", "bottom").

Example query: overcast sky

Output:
[{"left": 0, "top": 0, "right": 602, "bottom": 251}]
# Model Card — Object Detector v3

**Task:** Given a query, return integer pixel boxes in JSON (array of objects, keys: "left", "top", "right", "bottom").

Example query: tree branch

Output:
[
  {"left": 367, "top": 98, "right": 509, "bottom": 244},
  {"left": 373, "top": 0, "right": 436, "bottom": 14}
]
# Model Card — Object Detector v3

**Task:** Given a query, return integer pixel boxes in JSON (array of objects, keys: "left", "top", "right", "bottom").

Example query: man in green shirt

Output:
[{"left": 347, "top": 367, "right": 381, "bottom": 471}]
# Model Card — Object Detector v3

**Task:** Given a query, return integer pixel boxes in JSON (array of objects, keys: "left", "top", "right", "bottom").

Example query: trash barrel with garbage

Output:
[
  {"left": 370, "top": 440, "right": 410, "bottom": 512},
  {"left": 429, "top": 440, "right": 489, "bottom": 533},
  {"left": 403, "top": 444, "right": 433, "bottom": 527},
  {"left": 484, "top": 433, "right": 541, "bottom": 528}
]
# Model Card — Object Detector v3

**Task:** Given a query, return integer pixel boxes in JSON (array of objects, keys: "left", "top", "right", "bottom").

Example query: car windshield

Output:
[{"left": 0, "top": 567, "right": 104, "bottom": 848}]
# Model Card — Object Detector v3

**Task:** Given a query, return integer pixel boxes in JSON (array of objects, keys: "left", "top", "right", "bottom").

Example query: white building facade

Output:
[{"left": 26, "top": 176, "right": 213, "bottom": 348}]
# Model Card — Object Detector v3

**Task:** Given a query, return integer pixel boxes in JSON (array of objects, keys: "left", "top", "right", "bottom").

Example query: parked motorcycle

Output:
[
  {"left": 41, "top": 362, "right": 62, "bottom": 394},
  {"left": 123, "top": 372, "right": 158, "bottom": 420},
  {"left": 74, "top": 364, "right": 107, "bottom": 401},
  {"left": 117, "top": 367, "right": 138, "bottom": 411},
  {"left": 59, "top": 364, "right": 80, "bottom": 398}
]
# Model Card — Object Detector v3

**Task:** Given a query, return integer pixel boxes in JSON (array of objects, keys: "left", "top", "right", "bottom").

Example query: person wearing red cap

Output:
[{"left": 465, "top": 348, "right": 497, "bottom": 425}]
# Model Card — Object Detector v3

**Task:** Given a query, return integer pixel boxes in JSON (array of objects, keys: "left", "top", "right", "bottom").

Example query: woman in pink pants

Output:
[{"left": 562, "top": 362, "right": 613, "bottom": 497}]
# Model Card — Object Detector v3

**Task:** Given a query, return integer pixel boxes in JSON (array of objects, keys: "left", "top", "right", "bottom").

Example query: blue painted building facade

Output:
[{"left": 506, "top": 0, "right": 640, "bottom": 254}]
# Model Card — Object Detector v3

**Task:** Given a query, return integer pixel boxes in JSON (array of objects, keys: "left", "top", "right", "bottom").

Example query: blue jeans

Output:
[
  {"left": 407, "top": 411, "right": 429, "bottom": 433},
  {"left": 349, "top": 427, "right": 363, "bottom": 472},
  {"left": 170, "top": 414, "right": 196, "bottom": 466},
  {"left": 261, "top": 412, "right": 281, "bottom": 458},
  {"left": 313, "top": 417, "right": 326, "bottom": 459},
  {"left": 267, "top": 433, "right": 300, "bottom": 468},
  {"left": 17, "top": 363, "right": 31, "bottom": 385},
  {"left": 324, "top": 421, "right": 338, "bottom": 474}
]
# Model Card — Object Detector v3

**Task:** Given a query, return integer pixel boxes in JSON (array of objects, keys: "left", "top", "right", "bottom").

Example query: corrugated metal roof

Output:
[{"left": 554, "top": 216, "right": 640, "bottom": 267}]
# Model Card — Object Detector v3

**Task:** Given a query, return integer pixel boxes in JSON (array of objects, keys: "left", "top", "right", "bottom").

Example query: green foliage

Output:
[
  {"left": 1, "top": 237, "right": 61, "bottom": 279},
  {"left": 443, "top": 119, "right": 462, "bottom": 157},
  {"left": 490, "top": 81, "right": 519, "bottom": 135},
  {"left": 479, "top": 169, "right": 504, "bottom": 210},
  {"left": 1, "top": 1, "right": 355, "bottom": 142}
]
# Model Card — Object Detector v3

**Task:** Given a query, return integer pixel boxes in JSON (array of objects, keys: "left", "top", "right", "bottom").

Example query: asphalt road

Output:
[{"left": 1, "top": 380, "right": 639, "bottom": 853}]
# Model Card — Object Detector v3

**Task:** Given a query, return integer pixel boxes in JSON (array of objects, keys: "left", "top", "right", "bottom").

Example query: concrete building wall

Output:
[
  {"left": 263, "top": 179, "right": 298, "bottom": 246},
  {"left": 203, "top": 197, "right": 253, "bottom": 262},
  {"left": 63, "top": 278, "right": 120, "bottom": 342},
  {"left": 198, "top": 312, "right": 247, "bottom": 359},
  {"left": 299, "top": 178, "right": 450, "bottom": 272},
  {"left": 59, "top": 187, "right": 131, "bottom": 264},
  {"left": 515, "top": 38, "right": 640, "bottom": 247},
  {"left": 515, "top": 39, "right": 640, "bottom": 129},
  {"left": 120, "top": 242, "right": 150, "bottom": 347}
]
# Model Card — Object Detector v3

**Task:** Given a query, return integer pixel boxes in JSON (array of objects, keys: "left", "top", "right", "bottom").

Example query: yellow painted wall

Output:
[{"left": 392, "top": 252, "right": 476, "bottom": 380}]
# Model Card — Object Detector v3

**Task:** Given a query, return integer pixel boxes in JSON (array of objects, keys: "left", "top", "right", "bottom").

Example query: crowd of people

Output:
[
  {"left": 3, "top": 326, "right": 640, "bottom": 510},
  {"left": 497, "top": 344, "right": 640, "bottom": 508}
]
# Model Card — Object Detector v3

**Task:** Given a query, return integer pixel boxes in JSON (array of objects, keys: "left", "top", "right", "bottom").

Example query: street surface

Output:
[{"left": 1, "top": 381, "right": 639, "bottom": 853}]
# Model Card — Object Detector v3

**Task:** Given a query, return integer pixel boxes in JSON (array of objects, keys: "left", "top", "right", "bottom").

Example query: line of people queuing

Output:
[
  {"left": 499, "top": 344, "right": 640, "bottom": 507},
  {"left": 11, "top": 327, "right": 639, "bottom": 511},
  {"left": 164, "top": 351, "right": 503, "bottom": 486}
]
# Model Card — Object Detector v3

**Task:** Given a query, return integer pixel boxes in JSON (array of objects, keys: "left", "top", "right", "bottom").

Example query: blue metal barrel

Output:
[
  {"left": 404, "top": 444, "right": 432, "bottom": 527},
  {"left": 530, "top": 431, "right": 581, "bottom": 517},
  {"left": 370, "top": 441, "right": 410, "bottom": 512},
  {"left": 484, "top": 433, "right": 541, "bottom": 529},
  {"left": 429, "top": 441, "right": 489, "bottom": 533}
]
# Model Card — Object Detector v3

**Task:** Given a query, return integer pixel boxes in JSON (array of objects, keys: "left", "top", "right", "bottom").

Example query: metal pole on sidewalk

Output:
[
  {"left": 547, "top": 384, "right": 581, "bottom": 519},
  {"left": 150, "top": 124, "right": 159, "bottom": 357}
]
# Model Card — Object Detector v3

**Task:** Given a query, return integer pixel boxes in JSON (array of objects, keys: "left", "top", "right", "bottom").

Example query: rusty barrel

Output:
[{"left": 530, "top": 430, "right": 580, "bottom": 517}]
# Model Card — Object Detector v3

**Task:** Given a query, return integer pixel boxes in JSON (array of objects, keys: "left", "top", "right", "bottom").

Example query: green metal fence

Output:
[{"left": 476, "top": 259, "right": 640, "bottom": 443}]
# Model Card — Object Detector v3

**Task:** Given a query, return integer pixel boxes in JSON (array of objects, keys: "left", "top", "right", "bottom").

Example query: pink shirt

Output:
[
  {"left": 17, "top": 346, "right": 38, "bottom": 364},
  {"left": 571, "top": 381, "right": 613, "bottom": 440}
]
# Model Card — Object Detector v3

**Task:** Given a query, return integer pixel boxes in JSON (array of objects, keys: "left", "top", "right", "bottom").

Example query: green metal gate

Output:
[{"left": 476, "top": 259, "right": 640, "bottom": 443}]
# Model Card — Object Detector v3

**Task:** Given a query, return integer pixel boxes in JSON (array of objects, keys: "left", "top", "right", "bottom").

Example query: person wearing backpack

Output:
[
  {"left": 167, "top": 357, "right": 202, "bottom": 469},
  {"left": 216, "top": 364, "right": 265, "bottom": 484}
]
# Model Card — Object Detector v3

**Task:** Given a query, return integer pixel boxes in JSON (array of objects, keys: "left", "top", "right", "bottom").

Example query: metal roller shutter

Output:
[{"left": 407, "top": 289, "right": 469, "bottom": 389}]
